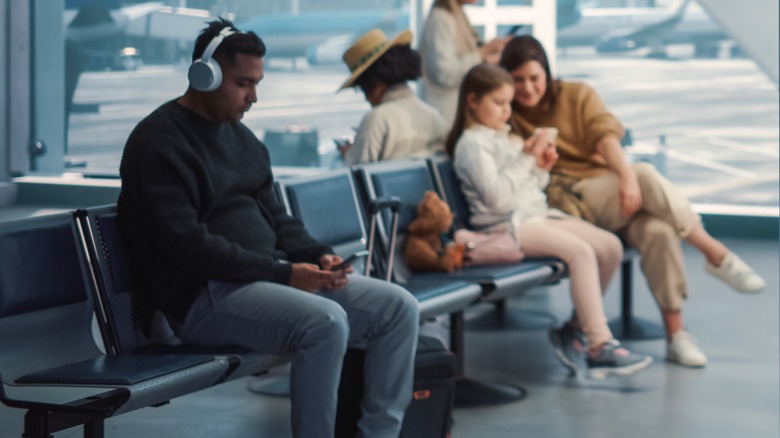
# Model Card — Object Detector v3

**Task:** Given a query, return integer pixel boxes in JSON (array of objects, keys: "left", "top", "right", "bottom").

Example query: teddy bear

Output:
[{"left": 404, "top": 191, "right": 465, "bottom": 273}]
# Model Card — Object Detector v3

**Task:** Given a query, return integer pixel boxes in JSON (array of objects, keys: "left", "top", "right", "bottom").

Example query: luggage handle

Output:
[{"left": 366, "top": 196, "right": 401, "bottom": 281}]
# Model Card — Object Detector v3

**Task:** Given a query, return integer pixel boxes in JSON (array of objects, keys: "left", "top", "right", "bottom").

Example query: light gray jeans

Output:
[{"left": 178, "top": 275, "right": 420, "bottom": 438}]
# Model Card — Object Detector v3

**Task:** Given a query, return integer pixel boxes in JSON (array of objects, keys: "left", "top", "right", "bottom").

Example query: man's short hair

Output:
[{"left": 191, "top": 18, "right": 266, "bottom": 67}]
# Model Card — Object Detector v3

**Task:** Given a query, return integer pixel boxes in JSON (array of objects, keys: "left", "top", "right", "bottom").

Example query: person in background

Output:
[
  {"left": 499, "top": 34, "right": 765, "bottom": 369},
  {"left": 419, "top": 0, "right": 509, "bottom": 123},
  {"left": 447, "top": 63, "right": 652, "bottom": 379},
  {"left": 118, "top": 18, "right": 419, "bottom": 438},
  {"left": 339, "top": 28, "right": 448, "bottom": 165}
]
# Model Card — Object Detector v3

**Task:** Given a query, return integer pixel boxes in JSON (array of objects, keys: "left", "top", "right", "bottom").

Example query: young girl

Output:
[{"left": 446, "top": 63, "right": 652, "bottom": 378}]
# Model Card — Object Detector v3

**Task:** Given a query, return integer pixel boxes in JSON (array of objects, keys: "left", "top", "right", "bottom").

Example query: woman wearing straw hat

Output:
[
  {"left": 339, "top": 28, "right": 448, "bottom": 166},
  {"left": 419, "top": 0, "right": 509, "bottom": 124}
]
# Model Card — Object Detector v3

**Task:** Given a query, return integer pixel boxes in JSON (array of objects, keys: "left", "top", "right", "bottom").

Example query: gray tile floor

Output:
[{"left": 1, "top": 238, "right": 777, "bottom": 437}]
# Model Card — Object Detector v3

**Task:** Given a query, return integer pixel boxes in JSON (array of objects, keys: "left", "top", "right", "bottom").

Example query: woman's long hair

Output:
[
  {"left": 445, "top": 63, "right": 514, "bottom": 157},
  {"left": 499, "top": 35, "right": 559, "bottom": 112}
]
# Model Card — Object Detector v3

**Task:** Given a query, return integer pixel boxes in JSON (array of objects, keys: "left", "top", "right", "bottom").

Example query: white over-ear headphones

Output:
[{"left": 188, "top": 27, "right": 236, "bottom": 92}]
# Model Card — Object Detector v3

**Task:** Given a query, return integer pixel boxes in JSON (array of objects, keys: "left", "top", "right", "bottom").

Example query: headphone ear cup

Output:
[{"left": 188, "top": 58, "right": 222, "bottom": 92}]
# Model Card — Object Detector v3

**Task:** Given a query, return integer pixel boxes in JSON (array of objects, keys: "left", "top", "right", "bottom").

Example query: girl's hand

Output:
[
  {"left": 523, "top": 131, "right": 551, "bottom": 159},
  {"left": 537, "top": 145, "right": 558, "bottom": 170}
]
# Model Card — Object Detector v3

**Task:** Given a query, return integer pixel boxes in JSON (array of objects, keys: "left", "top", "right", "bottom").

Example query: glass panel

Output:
[
  {"left": 56, "top": 0, "right": 778, "bottom": 208},
  {"left": 473, "top": 25, "right": 485, "bottom": 42},
  {"left": 555, "top": 0, "right": 778, "bottom": 208},
  {"left": 497, "top": 0, "right": 532, "bottom": 5}
]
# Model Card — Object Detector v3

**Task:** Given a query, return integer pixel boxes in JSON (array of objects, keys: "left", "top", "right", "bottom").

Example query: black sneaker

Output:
[
  {"left": 549, "top": 323, "right": 586, "bottom": 373},
  {"left": 586, "top": 340, "right": 652, "bottom": 379}
]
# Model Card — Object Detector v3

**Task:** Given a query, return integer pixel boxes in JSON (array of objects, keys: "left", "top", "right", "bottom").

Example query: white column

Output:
[
  {"left": 31, "top": 0, "right": 66, "bottom": 172},
  {"left": 0, "top": 0, "right": 13, "bottom": 206},
  {"left": 8, "top": 0, "right": 31, "bottom": 175},
  {"left": 534, "top": 0, "right": 557, "bottom": 75}
]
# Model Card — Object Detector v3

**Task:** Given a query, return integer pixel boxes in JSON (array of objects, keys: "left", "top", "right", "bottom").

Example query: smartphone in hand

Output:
[
  {"left": 331, "top": 250, "right": 370, "bottom": 271},
  {"left": 533, "top": 127, "right": 558, "bottom": 144},
  {"left": 506, "top": 24, "right": 524, "bottom": 37},
  {"left": 333, "top": 136, "right": 353, "bottom": 152}
]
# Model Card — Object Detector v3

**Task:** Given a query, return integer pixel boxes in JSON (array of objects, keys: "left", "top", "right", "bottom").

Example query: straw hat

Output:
[{"left": 339, "top": 28, "right": 413, "bottom": 90}]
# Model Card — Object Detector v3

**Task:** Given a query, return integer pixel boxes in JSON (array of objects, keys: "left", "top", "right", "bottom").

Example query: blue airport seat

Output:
[
  {"left": 352, "top": 159, "right": 557, "bottom": 300},
  {"left": 245, "top": 169, "right": 481, "bottom": 399},
  {"left": 352, "top": 159, "right": 565, "bottom": 406},
  {"left": 0, "top": 212, "right": 230, "bottom": 438},
  {"left": 77, "top": 206, "right": 288, "bottom": 380},
  {"left": 278, "top": 167, "right": 518, "bottom": 407},
  {"left": 275, "top": 168, "right": 482, "bottom": 321},
  {"left": 427, "top": 155, "right": 663, "bottom": 340}
]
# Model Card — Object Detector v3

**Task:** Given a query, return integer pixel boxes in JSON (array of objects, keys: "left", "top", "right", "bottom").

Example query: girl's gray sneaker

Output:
[
  {"left": 586, "top": 340, "right": 652, "bottom": 379},
  {"left": 549, "top": 323, "right": 586, "bottom": 374}
]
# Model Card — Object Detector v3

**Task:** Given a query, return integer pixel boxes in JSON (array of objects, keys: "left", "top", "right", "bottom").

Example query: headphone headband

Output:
[{"left": 200, "top": 27, "right": 236, "bottom": 63}]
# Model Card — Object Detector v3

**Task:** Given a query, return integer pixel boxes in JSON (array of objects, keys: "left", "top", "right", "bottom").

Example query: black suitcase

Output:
[{"left": 335, "top": 335, "right": 457, "bottom": 438}]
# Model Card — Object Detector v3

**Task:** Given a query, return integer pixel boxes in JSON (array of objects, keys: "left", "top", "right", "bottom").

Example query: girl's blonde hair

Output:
[{"left": 445, "top": 63, "right": 514, "bottom": 157}]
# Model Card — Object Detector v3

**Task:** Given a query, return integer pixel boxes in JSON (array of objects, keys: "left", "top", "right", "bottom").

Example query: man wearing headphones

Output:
[{"left": 117, "top": 18, "right": 419, "bottom": 438}]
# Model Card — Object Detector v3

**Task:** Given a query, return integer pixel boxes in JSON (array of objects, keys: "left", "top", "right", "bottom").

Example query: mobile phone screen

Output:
[
  {"left": 506, "top": 24, "right": 523, "bottom": 37},
  {"left": 331, "top": 250, "right": 369, "bottom": 271}
]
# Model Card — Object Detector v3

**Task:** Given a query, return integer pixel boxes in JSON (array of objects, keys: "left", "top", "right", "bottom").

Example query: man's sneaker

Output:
[
  {"left": 586, "top": 340, "right": 652, "bottom": 379},
  {"left": 549, "top": 323, "right": 586, "bottom": 373},
  {"left": 706, "top": 252, "right": 765, "bottom": 293},
  {"left": 667, "top": 330, "right": 707, "bottom": 367}
]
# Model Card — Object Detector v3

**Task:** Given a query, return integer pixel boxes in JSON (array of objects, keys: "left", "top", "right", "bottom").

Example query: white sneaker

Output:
[
  {"left": 667, "top": 331, "right": 707, "bottom": 367},
  {"left": 706, "top": 252, "right": 765, "bottom": 293}
]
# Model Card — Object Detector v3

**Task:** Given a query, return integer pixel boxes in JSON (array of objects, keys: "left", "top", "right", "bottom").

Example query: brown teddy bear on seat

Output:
[{"left": 404, "top": 191, "right": 465, "bottom": 273}]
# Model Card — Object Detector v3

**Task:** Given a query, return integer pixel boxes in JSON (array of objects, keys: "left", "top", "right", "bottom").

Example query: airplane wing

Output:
[
  {"left": 65, "top": 2, "right": 165, "bottom": 43},
  {"left": 110, "top": 2, "right": 166, "bottom": 22},
  {"left": 557, "top": 0, "right": 582, "bottom": 29},
  {"left": 595, "top": 0, "right": 690, "bottom": 52}
]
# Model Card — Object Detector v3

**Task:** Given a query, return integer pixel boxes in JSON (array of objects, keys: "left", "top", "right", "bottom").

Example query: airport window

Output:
[
  {"left": 57, "top": 0, "right": 778, "bottom": 210},
  {"left": 473, "top": 1, "right": 533, "bottom": 5}
]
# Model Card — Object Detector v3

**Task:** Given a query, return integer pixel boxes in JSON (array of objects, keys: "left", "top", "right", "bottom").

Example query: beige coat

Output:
[
  {"left": 345, "top": 84, "right": 448, "bottom": 165},
  {"left": 419, "top": 7, "right": 481, "bottom": 124}
]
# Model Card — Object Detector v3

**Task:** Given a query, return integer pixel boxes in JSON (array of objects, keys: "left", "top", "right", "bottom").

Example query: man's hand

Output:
[
  {"left": 319, "top": 254, "right": 350, "bottom": 289},
  {"left": 289, "top": 263, "right": 344, "bottom": 292},
  {"left": 618, "top": 170, "right": 642, "bottom": 218}
]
